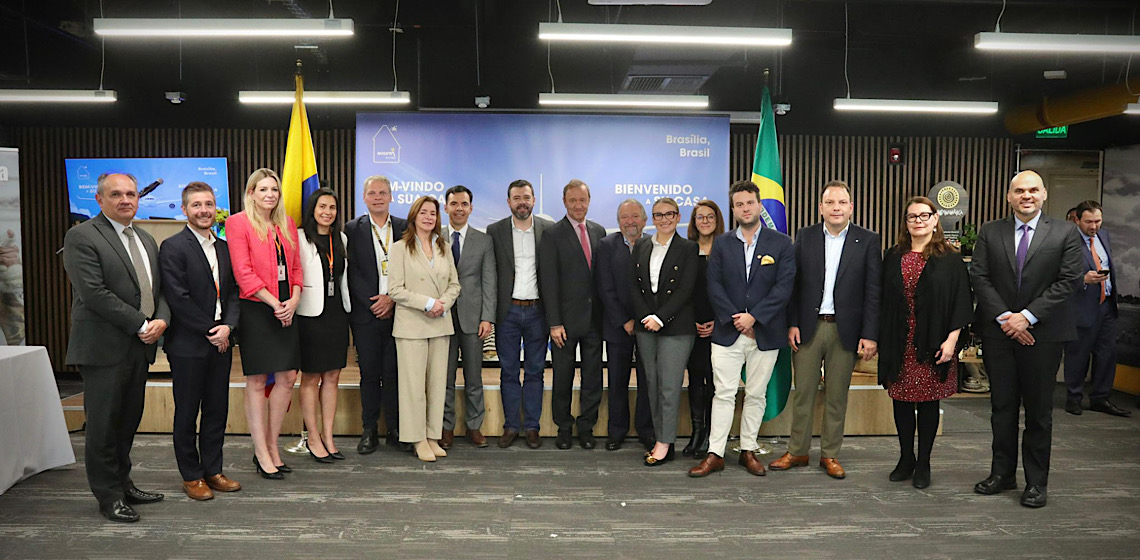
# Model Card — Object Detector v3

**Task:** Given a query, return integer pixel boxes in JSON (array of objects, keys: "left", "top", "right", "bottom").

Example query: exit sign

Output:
[{"left": 1036, "top": 126, "right": 1068, "bottom": 138}]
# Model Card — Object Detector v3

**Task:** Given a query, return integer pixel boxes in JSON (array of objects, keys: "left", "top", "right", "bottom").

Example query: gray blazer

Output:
[
  {"left": 443, "top": 225, "right": 497, "bottom": 332},
  {"left": 63, "top": 213, "right": 171, "bottom": 366},
  {"left": 486, "top": 215, "right": 554, "bottom": 325}
]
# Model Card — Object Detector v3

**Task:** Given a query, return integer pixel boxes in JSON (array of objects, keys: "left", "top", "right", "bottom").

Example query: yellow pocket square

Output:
[{"left": 759, "top": 255, "right": 776, "bottom": 266}]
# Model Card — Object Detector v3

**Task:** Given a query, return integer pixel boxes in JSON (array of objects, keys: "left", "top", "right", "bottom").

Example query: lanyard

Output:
[
  {"left": 325, "top": 236, "right": 335, "bottom": 278},
  {"left": 370, "top": 221, "right": 390, "bottom": 259}
]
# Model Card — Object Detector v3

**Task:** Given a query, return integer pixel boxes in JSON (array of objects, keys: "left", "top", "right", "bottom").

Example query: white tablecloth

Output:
[{"left": 0, "top": 346, "right": 75, "bottom": 495}]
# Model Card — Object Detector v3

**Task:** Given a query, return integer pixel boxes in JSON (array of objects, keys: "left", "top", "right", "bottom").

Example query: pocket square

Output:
[{"left": 759, "top": 255, "right": 775, "bottom": 266}]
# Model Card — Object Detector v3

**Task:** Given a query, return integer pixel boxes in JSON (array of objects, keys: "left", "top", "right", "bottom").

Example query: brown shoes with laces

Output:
[
  {"left": 468, "top": 429, "right": 488, "bottom": 448},
  {"left": 688, "top": 453, "right": 726, "bottom": 477},
  {"left": 204, "top": 473, "right": 241, "bottom": 492},
  {"left": 739, "top": 450, "right": 767, "bottom": 476},
  {"left": 768, "top": 452, "right": 809, "bottom": 471},
  {"left": 182, "top": 479, "right": 214, "bottom": 501},
  {"left": 440, "top": 430, "right": 454, "bottom": 450},
  {"left": 820, "top": 457, "right": 846, "bottom": 479}
]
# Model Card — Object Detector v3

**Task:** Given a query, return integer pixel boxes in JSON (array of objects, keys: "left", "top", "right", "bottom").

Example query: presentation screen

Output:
[
  {"left": 355, "top": 112, "right": 729, "bottom": 230},
  {"left": 65, "top": 157, "right": 231, "bottom": 225}
]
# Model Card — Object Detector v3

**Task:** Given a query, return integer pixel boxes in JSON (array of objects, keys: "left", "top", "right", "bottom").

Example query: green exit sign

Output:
[{"left": 1036, "top": 126, "right": 1068, "bottom": 138}]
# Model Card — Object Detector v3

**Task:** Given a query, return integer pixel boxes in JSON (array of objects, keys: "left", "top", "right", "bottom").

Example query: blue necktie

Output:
[
  {"left": 452, "top": 231, "right": 461, "bottom": 265},
  {"left": 1016, "top": 224, "right": 1030, "bottom": 288}
]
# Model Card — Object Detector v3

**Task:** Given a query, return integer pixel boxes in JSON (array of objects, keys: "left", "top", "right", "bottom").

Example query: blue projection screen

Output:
[
  {"left": 355, "top": 113, "right": 729, "bottom": 230},
  {"left": 65, "top": 157, "right": 231, "bottom": 222}
]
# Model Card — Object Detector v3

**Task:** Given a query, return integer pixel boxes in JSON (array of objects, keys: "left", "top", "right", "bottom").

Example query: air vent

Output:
[{"left": 621, "top": 74, "right": 710, "bottom": 94}]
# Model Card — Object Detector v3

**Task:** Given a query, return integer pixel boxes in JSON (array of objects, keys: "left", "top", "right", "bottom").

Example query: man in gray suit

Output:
[
  {"left": 440, "top": 185, "right": 497, "bottom": 449},
  {"left": 63, "top": 172, "right": 171, "bottom": 522}
]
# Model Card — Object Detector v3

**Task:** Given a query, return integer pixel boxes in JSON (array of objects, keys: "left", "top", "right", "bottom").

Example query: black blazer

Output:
[
  {"left": 630, "top": 233, "right": 698, "bottom": 337},
  {"left": 969, "top": 214, "right": 1085, "bottom": 342},
  {"left": 1069, "top": 229, "right": 1118, "bottom": 327},
  {"left": 486, "top": 215, "right": 553, "bottom": 325},
  {"left": 788, "top": 223, "right": 882, "bottom": 352},
  {"left": 877, "top": 248, "right": 973, "bottom": 386},
  {"left": 538, "top": 216, "right": 607, "bottom": 337},
  {"left": 344, "top": 213, "right": 407, "bottom": 325},
  {"left": 595, "top": 231, "right": 645, "bottom": 341},
  {"left": 159, "top": 227, "right": 240, "bottom": 358}
]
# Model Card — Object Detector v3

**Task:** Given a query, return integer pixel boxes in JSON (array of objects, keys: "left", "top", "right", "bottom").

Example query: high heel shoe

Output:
[
  {"left": 309, "top": 449, "right": 334, "bottom": 464},
  {"left": 427, "top": 439, "right": 447, "bottom": 457},
  {"left": 329, "top": 451, "right": 345, "bottom": 461},
  {"left": 644, "top": 444, "right": 675, "bottom": 466},
  {"left": 253, "top": 456, "right": 284, "bottom": 480},
  {"left": 274, "top": 463, "right": 293, "bottom": 473},
  {"left": 414, "top": 441, "right": 437, "bottom": 462}
]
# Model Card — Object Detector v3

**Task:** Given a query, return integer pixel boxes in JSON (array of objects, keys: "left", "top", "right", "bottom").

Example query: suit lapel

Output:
[
  {"left": 658, "top": 234, "right": 683, "bottom": 279},
  {"left": 94, "top": 214, "right": 140, "bottom": 289},
  {"left": 1080, "top": 233, "right": 1094, "bottom": 270},
  {"left": 834, "top": 226, "right": 858, "bottom": 282},
  {"left": 356, "top": 215, "right": 379, "bottom": 269},
  {"left": 1024, "top": 215, "right": 1051, "bottom": 265},
  {"left": 183, "top": 228, "right": 214, "bottom": 284},
  {"left": 1000, "top": 216, "right": 1018, "bottom": 275},
  {"left": 415, "top": 239, "right": 446, "bottom": 294}
]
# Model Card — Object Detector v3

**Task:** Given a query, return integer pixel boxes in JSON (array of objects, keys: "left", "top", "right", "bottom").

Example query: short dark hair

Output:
[
  {"left": 181, "top": 182, "right": 215, "bottom": 207},
  {"left": 507, "top": 179, "right": 533, "bottom": 198},
  {"left": 821, "top": 180, "right": 851, "bottom": 200},
  {"left": 563, "top": 178, "right": 589, "bottom": 197},
  {"left": 728, "top": 180, "right": 760, "bottom": 203},
  {"left": 1074, "top": 200, "right": 1102, "bottom": 219},
  {"left": 445, "top": 185, "right": 473, "bottom": 203}
]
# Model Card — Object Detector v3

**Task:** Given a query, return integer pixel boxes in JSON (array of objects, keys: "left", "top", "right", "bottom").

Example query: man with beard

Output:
[{"left": 487, "top": 180, "right": 553, "bottom": 448}]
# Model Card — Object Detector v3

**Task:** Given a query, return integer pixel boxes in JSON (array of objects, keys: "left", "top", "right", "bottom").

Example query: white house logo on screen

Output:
[
  {"left": 373, "top": 125, "right": 401, "bottom": 164},
  {"left": 76, "top": 166, "right": 90, "bottom": 180}
]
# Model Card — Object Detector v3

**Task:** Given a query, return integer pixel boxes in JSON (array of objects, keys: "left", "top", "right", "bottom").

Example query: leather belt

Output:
[
  {"left": 511, "top": 298, "right": 540, "bottom": 307},
  {"left": 819, "top": 314, "right": 837, "bottom": 323}
]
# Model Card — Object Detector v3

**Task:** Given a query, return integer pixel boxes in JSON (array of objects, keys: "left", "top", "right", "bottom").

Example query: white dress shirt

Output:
[
  {"left": 190, "top": 226, "right": 222, "bottom": 321},
  {"left": 819, "top": 223, "right": 849, "bottom": 315},
  {"left": 511, "top": 218, "right": 540, "bottom": 300},
  {"left": 736, "top": 227, "right": 760, "bottom": 278},
  {"left": 1081, "top": 231, "right": 1112, "bottom": 296},
  {"left": 369, "top": 213, "right": 393, "bottom": 295},
  {"left": 449, "top": 223, "right": 469, "bottom": 253},
  {"left": 642, "top": 233, "right": 674, "bottom": 329},
  {"left": 999, "top": 212, "right": 1043, "bottom": 325}
]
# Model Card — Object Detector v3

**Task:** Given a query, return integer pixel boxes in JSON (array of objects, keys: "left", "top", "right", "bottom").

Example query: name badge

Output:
[
  {"left": 328, "top": 280, "right": 335, "bottom": 297},
  {"left": 278, "top": 264, "right": 286, "bottom": 282},
  {"left": 381, "top": 260, "right": 389, "bottom": 276}
]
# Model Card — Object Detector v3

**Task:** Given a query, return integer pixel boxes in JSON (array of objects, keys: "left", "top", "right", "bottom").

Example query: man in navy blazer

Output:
[
  {"left": 1063, "top": 200, "right": 1129, "bottom": 417},
  {"left": 690, "top": 181, "right": 795, "bottom": 478},
  {"left": 345, "top": 175, "right": 410, "bottom": 453},
  {"left": 594, "top": 199, "right": 654, "bottom": 451},
  {"left": 159, "top": 183, "right": 242, "bottom": 501}
]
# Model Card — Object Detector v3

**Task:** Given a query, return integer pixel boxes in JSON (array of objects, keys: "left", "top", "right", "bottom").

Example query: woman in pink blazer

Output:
[{"left": 226, "top": 168, "right": 303, "bottom": 480}]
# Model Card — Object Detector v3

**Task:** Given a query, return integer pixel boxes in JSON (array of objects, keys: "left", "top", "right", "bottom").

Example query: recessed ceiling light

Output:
[
  {"left": 94, "top": 18, "right": 354, "bottom": 38},
  {"left": 834, "top": 98, "right": 998, "bottom": 115}
]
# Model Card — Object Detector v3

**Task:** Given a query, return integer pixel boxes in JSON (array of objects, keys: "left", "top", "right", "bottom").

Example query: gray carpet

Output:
[{"left": 1, "top": 389, "right": 1138, "bottom": 560}]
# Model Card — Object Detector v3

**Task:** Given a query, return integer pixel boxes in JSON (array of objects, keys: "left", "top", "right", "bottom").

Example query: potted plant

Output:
[{"left": 959, "top": 222, "right": 978, "bottom": 257}]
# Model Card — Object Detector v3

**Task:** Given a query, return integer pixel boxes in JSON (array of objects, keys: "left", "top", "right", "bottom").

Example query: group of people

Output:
[{"left": 64, "top": 166, "right": 1111, "bottom": 522}]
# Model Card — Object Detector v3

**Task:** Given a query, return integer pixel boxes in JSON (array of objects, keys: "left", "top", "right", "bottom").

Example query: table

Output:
[{"left": 0, "top": 346, "right": 75, "bottom": 495}]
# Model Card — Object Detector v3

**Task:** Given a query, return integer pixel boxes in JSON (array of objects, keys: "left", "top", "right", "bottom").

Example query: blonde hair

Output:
[{"left": 243, "top": 168, "right": 295, "bottom": 248}]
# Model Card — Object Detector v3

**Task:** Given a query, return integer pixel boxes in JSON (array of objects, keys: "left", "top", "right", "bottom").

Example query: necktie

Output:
[
  {"left": 578, "top": 223, "right": 592, "bottom": 268},
  {"left": 1089, "top": 237, "right": 1105, "bottom": 304},
  {"left": 1015, "top": 224, "right": 1030, "bottom": 289},
  {"left": 452, "top": 231, "right": 461, "bottom": 265},
  {"left": 123, "top": 227, "right": 155, "bottom": 317}
]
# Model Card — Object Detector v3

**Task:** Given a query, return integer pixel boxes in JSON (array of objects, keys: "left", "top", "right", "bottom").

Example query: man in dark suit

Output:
[
  {"left": 594, "top": 199, "right": 654, "bottom": 451},
  {"left": 159, "top": 182, "right": 242, "bottom": 501},
  {"left": 1063, "top": 200, "right": 1129, "bottom": 417},
  {"left": 539, "top": 179, "right": 608, "bottom": 450},
  {"left": 690, "top": 181, "right": 795, "bottom": 478},
  {"left": 63, "top": 172, "right": 171, "bottom": 522},
  {"left": 487, "top": 179, "right": 553, "bottom": 449},
  {"left": 440, "top": 185, "right": 498, "bottom": 449},
  {"left": 770, "top": 180, "right": 881, "bottom": 480},
  {"left": 345, "top": 175, "right": 410, "bottom": 454},
  {"left": 970, "top": 170, "right": 1084, "bottom": 508}
]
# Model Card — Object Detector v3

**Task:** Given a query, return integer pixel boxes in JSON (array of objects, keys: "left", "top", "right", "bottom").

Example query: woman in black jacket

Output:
[
  {"left": 682, "top": 200, "right": 724, "bottom": 457},
  {"left": 879, "top": 196, "right": 973, "bottom": 489}
]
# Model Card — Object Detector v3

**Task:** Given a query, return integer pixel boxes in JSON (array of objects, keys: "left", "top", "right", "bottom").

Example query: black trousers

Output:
[
  {"left": 982, "top": 335, "right": 1063, "bottom": 488},
  {"left": 1063, "top": 302, "right": 1118, "bottom": 402},
  {"left": 79, "top": 342, "right": 149, "bottom": 506},
  {"left": 551, "top": 329, "right": 604, "bottom": 434},
  {"left": 604, "top": 334, "right": 653, "bottom": 440},
  {"left": 352, "top": 318, "right": 399, "bottom": 432},
  {"left": 169, "top": 350, "right": 232, "bottom": 481}
]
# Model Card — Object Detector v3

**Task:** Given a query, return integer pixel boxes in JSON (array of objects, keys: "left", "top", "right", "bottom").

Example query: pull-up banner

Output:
[{"left": 355, "top": 112, "right": 730, "bottom": 230}]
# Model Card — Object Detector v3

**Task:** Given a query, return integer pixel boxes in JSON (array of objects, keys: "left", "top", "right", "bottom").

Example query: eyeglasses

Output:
[
  {"left": 905, "top": 211, "right": 936, "bottom": 223},
  {"left": 694, "top": 214, "right": 717, "bottom": 223},
  {"left": 652, "top": 210, "right": 679, "bottom": 220}
]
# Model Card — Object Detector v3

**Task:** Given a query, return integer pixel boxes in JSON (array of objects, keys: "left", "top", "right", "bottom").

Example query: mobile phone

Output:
[{"left": 1098, "top": 269, "right": 1110, "bottom": 275}]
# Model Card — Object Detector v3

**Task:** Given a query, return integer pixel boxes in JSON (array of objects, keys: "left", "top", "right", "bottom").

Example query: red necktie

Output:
[
  {"left": 578, "top": 223, "right": 592, "bottom": 268},
  {"left": 1089, "top": 237, "right": 1105, "bottom": 304}
]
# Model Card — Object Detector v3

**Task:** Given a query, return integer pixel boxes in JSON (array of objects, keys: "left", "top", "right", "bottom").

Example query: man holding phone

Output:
[{"left": 1063, "top": 200, "right": 1129, "bottom": 417}]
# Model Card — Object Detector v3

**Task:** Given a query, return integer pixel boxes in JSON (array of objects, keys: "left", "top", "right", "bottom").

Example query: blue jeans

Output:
[{"left": 497, "top": 304, "right": 548, "bottom": 431}]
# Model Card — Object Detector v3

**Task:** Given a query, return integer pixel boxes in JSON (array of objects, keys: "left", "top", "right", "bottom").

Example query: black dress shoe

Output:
[
  {"left": 99, "top": 499, "right": 139, "bottom": 523},
  {"left": 974, "top": 474, "right": 1017, "bottom": 495},
  {"left": 1090, "top": 399, "right": 1132, "bottom": 417},
  {"left": 310, "top": 449, "right": 334, "bottom": 464},
  {"left": 253, "top": 456, "right": 284, "bottom": 480},
  {"left": 605, "top": 438, "right": 623, "bottom": 451},
  {"left": 386, "top": 430, "right": 414, "bottom": 452},
  {"left": 329, "top": 451, "right": 346, "bottom": 460},
  {"left": 579, "top": 432, "right": 596, "bottom": 450},
  {"left": 358, "top": 427, "right": 380, "bottom": 454},
  {"left": 889, "top": 455, "right": 915, "bottom": 482},
  {"left": 1020, "top": 485, "right": 1047, "bottom": 508},
  {"left": 555, "top": 431, "right": 573, "bottom": 450},
  {"left": 124, "top": 486, "right": 164, "bottom": 505},
  {"left": 1064, "top": 399, "right": 1082, "bottom": 416},
  {"left": 638, "top": 435, "right": 656, "bottom": 452},
  {"left": 912, "top": 463, "right": 931, "bottom": 489},
  {"left": 275, "top": 462, "right": 292, "bottom": 473}
]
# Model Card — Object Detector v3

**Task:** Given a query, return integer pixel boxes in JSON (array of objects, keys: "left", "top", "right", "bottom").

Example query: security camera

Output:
[
  {"left": 774, "top": 103, "right": 791, "bottom": 115},
  {"left": 165, "top": 91, "right": 186, "bottom": 105},
  {"left": 475, "top": 96, "right": 490, "bottom": 109}
]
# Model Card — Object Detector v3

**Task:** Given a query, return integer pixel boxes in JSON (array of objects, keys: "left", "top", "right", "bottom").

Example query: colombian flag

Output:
[
  {"left": 752, "top": 86, "right": 792, "bottom": 422},
  {"left": 280, "top": 73, "right": 320, "bottom": 223}
]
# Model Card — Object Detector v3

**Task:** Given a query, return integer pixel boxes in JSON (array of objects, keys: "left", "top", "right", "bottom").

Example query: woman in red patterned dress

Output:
[{"left": 878, "top": 196, "right": 973, "bottom": 489}]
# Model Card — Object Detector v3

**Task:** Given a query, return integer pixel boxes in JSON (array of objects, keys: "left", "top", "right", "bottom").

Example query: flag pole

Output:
[{"left": 284, "top": 56, "right": 310, "bottom": 455}]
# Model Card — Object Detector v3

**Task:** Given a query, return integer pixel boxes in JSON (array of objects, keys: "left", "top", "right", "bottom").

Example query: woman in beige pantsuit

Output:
[{"left": 388, "top": 196, "right": 461, "bottom": 462}]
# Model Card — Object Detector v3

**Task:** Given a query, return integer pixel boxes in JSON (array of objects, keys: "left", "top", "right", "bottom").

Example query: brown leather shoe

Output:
[
  {"left": 182, "top": 479, "right": 214, "bottom": 501},
  {"left": 820, "top": 457, "right": 846, "bottom": 479},
  {"left": 738, "top": 450, "right": 767, "bottom": 476},
  {"left": 498, "top": 429, "right": 519, "bottom": 448},
  {"left": 768, "top": 452, "right": 809, "bottom": 470},
  {"left": 468, "top": 429, "right": 488, "bottom": 448},
  {"left": 688, "top": 453, "right": 725, "bottom": 478},
  {"left": 440, "top": 429, "right": 454, "bottom": 450},
  {"left": 525, "top": 429, "right": 542, "bottom": 449},
  {"left": 204, "top": 473, "right": 241, "bottom": 492}
]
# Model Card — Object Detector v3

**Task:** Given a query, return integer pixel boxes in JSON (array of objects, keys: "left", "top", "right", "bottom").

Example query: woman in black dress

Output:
[
  {"left": 296, "top": 188, "right": 350, "bottom": 463},
  {"left": 878, "top": 196, "right": 973, "bottom": 489},
  {"left": 682, "top": 200, "right": 725, "bottom": 458}
]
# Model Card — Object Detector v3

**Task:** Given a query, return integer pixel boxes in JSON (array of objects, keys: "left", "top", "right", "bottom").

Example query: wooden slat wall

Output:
[{"left": 16, "top": 127, "right": 1009, "bottom": 372}]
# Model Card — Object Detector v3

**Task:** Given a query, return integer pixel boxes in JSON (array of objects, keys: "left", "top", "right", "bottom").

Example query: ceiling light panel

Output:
[
  {"left": 239, "top": 91, "right": 410, "bottom": 104},
  {"left": 834, "top": 98, "right": 998, "bottom": 114},
  {"left": 539, "top": 93, "right": 709, "bottom": 108},
  {"left": 94, "top": 18, "right": 354, "bottom": 38},
  {"left": 539, "top": 22, "right": 791, "bottom": 47},
  {"left": 0, "top": 89, "right": 117, "bottom": 103},
  {"left": 974, "top": 32, "right": 1140, "bottom": 54}
]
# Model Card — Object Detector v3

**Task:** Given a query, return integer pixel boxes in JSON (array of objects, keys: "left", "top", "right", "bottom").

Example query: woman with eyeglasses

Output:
[
  {"left": 682, "top": 200, "right": 724, "bottom": 458},
  {"left": 630, "top": 198, "right": 699, "bottom": 466},
  {"left": 878, "top": 196, "right": 972, "bottom": 489}
]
